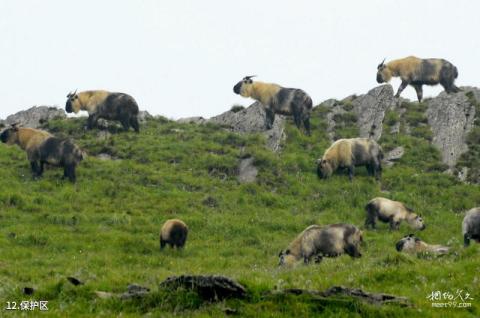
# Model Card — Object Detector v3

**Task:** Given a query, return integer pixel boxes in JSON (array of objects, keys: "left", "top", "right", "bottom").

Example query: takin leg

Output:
[
  {"left": 292, "top": 111, "right": 302, "bottom": 130},
  {"left": 395, "top": 81, "right": 409, "bottom": 98},
  {"left": 265, "top": 108, "right": 275, "bottom": 130},
  {"left": 373, "top": 159, "right": 382, "bottom": 180},
  {"left": 30, "top": 161, "right": 40, "bottom": 177},
  {"left": 37, "top": 161, "right": 45, "bottom": 177},
  {"left": 87, "top": 114, "right": 99, "bottom": 130},
  {"left": 120, "top": 117, "right": 130, "bottom": 131},
  {"left": 365, "top": 206, "right": 377, "bottom": 229},
  {"left": 389, "top": 218, "right": 400, "bottom": 231},
  {"left": 160, "top": 239, "right": 167, "bottom": 250},
  {"left": 413, "top": 84, "right": 423, "bottom": 102},
  {"left": 64, "top": 164, "right": 76, "bottom": 183},
  {"left": 348, "top": 166, "right": 354, "bottom": 181},
  {"left": 303, "top": 116, "right": 311, "bottom": 136},
  {"left": 345, "top": 244, "right": 362, "bottom": 258},
  {"left": 464, "top": 234, "right": 471, "bottom": 247},
  {"left": 130, "top": 117, "right": 140, "bottom": 133}
]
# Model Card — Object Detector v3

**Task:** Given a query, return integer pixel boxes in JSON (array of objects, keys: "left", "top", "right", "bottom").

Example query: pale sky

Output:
[{"left": 0, "top": 1, "right": 478, "bottom": 119}]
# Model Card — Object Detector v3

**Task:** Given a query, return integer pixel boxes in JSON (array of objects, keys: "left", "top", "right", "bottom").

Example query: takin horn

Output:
[
  {"left": 243, "top": 75, "right": 257, "bottom": 80},
  {"left": 377, "top": 58, "right": 386, "bottom": 69}
]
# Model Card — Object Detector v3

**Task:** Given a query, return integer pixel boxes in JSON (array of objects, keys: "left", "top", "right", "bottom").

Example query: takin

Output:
[
  {"left": 396, "top": 234, "right": 449, "bottom": 255},
  {"left": 316, "top": 138, "right": 383, "bottom": 180},
  {"left": 376, "top": 56, "right": 460, "bottom": 102},
  {"left": 0, "top": 125, "right": 84, "bottom": 182},
  {"left": 278, "top": 223, "right": 363, "bottom": 267},
  {"left": 65, "top": 90, "right": 140, "bottom": 132},
  {"left": 233, "top": 76, "right": 313, "bottom": 135},
  {"left": 365, "top": 197, "right": 425, "bottom": 231},
  {"left": 462, "top": 207, "right": 480, "bottom": 247},
  {"left": 160, "top": 219, "right": 188, "bottom": 249}
]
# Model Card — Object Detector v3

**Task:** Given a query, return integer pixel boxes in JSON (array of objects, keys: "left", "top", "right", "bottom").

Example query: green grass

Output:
[{"left": 0, "top": 113, "right": 479, "bottom": 317}]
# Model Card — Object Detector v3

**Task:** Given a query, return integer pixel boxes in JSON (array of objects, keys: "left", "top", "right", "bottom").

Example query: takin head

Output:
[
  {"left": 233, "top": 75, "right": 256, "bottom": 98},
  {"left": 0, "top": 124, "right": 20, "bottom": 145},
  {"left": 376, "top": 58, "right": 393, "bottom": 84},
  {"left": 316, "top": 158, "right": 333, "bottom": 179},
  {"left": 65, "top": 90, "right": 80, "bottom": 114},
  {"left": 406, "top": 213, "right": 426, "bottom": 231},
  {"left": 395, "top": 234, "right": 418, "bottom": 252},
  {"left": 278, "top": 249, "right": 297, "bottom": 267}
]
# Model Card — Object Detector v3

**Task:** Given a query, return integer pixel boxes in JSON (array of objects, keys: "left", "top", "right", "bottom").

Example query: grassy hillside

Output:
[{"left": 0, "top": 107, "right": 479, "bottom": 317}]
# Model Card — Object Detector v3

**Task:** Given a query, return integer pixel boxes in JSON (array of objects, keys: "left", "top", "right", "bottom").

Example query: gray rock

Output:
[
  {"left": 383, "top": 146, "right": 405, "bottom": 167},
  {"left": 137, "top": 110, "right": 153, "bottom": 123},
  {"left": 326, "top": 104, "right": 347, "bottom": 141},
  {"left": 318, "top": 98, "right": 338, "bottom": 109},
  {"left": 350, "top": 84, "right": 395, "bottom": 140},
  {"left": 384, "top": 146, "right": 405, "bottom": 162},
  {"left": 426, "top": 88, "right": 478, "bottom": 167},
  {"left": 187, "top": 102, "right": 286, "bottom": 152},
  {"left": 176, "top": 116, "right": 207, "bottom": 124},
  {"left": 268, "top": 286, "right": 410, "bottom": 307},
  {"left": 120, "top": 284, "right": 150, "bottom": 300},
  {"left": 160, "top": 275, "right": 247, "bottom": 301},
  {"left": 5, "top": 106, "right": 66, "bottom": 128},
  {"left": 237, "top": 157, "right": 258, "bottom": 183}
]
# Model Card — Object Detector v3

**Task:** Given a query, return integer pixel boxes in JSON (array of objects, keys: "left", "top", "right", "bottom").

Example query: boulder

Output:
[
  {"left": 138, "top": 110, "right": 153, "bottom": 123},
  {"left": 160, "top": 275, "right": 247, "bottom": 301},
  {"left": 237, "top": 157, "right": 258, "bottom": 183},
  {"left": 426, "top": 88, "right": 478, "bottom": 167},
  {"left": 4, "top": 106, "right": 66, "bottom": 128},
  {"left": 350, "top": 84, "right": 395, "bottom": 140},
  {"left": 178, "top": 102, "right": 286, "bottom": 152}
]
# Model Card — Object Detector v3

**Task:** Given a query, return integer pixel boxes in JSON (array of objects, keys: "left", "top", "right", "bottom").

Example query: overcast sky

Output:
[{"left": 0, "top": 1, "right": 478, "bottom": 119}]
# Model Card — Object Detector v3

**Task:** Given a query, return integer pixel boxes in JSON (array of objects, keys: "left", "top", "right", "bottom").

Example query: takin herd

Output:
[{"left": 0, "top": 55, "right": 479, "bottom": 268}]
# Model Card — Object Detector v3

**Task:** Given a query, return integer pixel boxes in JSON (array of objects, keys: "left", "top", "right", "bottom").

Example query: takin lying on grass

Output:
[
  {"left": 160, "top": 219, "right": 188, "bottom": 250},
  {"left": 376, "top": 56, "right": 460, "bottom": 102},
  {"left": 463, "top": 207, "right": 480, "bottom": 247},
  {"left": 278, "top": 224, "right": 363, "bottom": 267},
  {"left": 65, "top": 90, "right": 140, "bottom": 132},
  {"left": 365, "top": 197, "right": 425, "bottom": 231},
  {"left": 233, "top": 76, "right": 313, "bottom": 135},
  {"left": 396, "top": 234, "right": 449, "bottom": 255},
  {"left": 317, "top": 138, "right": 383, "bottom": 181},
  {"left": 0, "top": 125, "right": 84, "bottom": 182}
]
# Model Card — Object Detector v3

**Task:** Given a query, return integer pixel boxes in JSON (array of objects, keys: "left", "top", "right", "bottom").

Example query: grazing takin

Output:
[
  {"left": 65, "top": 90, "right": 140, "bottom": 132},
  {"left": 233, "top": 76, "right": 313, "bottom": 135},
  {"left": 0, "top": 125, "right": 84, "bottom": 182},
  {"left": 376, "top": 56, "right": 460, "bottom": 102},
  {"left": 396, "top": 234, "right": 449, "bottom": 255},
  {"left": 160, "top": 219, "right": 188, "bottom": 249},
  {"left": 462, "top": 207, "right": 480, "bottom": 247},
  {"left": 365, "top": 197, "right": 425, "bottom": 231},
  {"left": 317, "top": 138, "right": 383, "bottom": 180},
  {"left": 278, "top": 223, "right": 363, "bottom": 267}
]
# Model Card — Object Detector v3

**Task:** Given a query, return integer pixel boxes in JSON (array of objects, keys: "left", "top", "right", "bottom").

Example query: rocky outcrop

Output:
[
  {"left": 178, "top": 102, "right": 286, "bottom": 152},
  {"left": 321, "top": 85, "right": 395, "bottom": 142},
  {"left": 160, "top": 275, "right": 247, "bottom": 301},
  {"left": 237, "top": 157, "right": 258, "bottom": 183},
  {"left": 426, "top": 88, "right": 478, "bottom": 167},
  {"left": 350, "top": 84, "right": 395, "bottom": 140},
  {"left": 266, "top": 286, "right": 410, "bottom": 307},
  {"left": 383, "top": 146, "right": 405, "bottom": 167},
  {"left": 4, "top": 106, "right": 66, "bottom": 128},
  {"left": 138, "top": 110, "right": 153, "bottom": 123}
]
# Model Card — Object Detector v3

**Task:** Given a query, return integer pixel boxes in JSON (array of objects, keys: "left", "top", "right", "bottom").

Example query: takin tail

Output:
[{"left": 453, "top": 66, "right": 458, "bottom": 79}]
